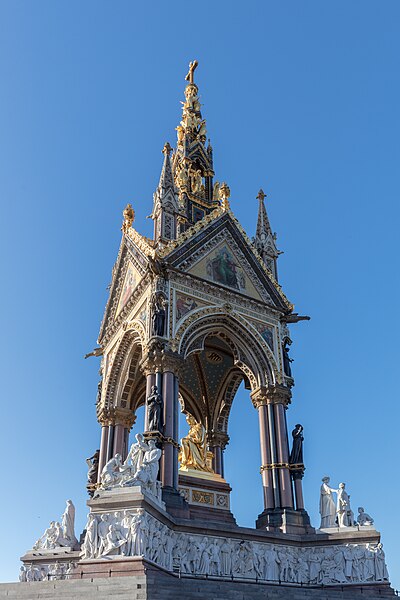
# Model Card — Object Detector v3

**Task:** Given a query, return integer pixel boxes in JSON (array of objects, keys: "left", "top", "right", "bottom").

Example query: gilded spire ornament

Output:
[
  {"left": 220, "top": 182, "right": 231, "bottom": 211},
  {"left": 122, "top": 203, "right": 135, "bottom": 233},
  {"left": 185, "top": 60, "right": 198, "bottom": 85}
]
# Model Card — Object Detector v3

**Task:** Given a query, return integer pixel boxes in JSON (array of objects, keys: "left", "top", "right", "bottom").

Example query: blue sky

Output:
[{"left": 0, "top": 0, "right": 399, "bottom": 588}]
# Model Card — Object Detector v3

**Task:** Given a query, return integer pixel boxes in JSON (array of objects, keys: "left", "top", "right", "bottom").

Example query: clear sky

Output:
[{"left": 0, "top": 0, "right": 399, "bottom": 588}]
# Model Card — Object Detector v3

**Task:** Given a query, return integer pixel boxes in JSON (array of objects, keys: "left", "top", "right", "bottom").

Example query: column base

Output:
[
  {"left": 161, "top": 486, "right": 190, "bottom": 519},
  {"left": 256, "top": 508, "right": 315, "bottom": 535}
]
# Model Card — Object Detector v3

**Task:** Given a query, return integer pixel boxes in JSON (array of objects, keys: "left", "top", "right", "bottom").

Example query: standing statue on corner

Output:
[
  {"left": 151, "top": 294, "right": 166, "bottom": 337},
  {"left": 289, "top": 424, "right": 304, "bottom": 464},
  {"left": 86, "top": 449, "right": 100, "bottom": 497},
  {"left": 282, "top": 341, "right": 293, "bottom": 377},
  {"left": 319, "top": 476, "right": 337, "bottom": 528},
  {"left": 146, "top": 385, "right": 163, "bottom": 432}
]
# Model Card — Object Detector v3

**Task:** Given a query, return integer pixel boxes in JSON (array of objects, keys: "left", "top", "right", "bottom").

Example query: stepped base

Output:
[
  {"left": 256, "top": 507, "right": 314, "bottom": 534},
  {"left": 1, "top": 572, "right": 395, "bottom": 600}
]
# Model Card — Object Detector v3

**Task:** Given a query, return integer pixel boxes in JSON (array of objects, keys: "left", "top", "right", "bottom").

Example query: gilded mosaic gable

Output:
[
  {"left": 187, "top": 241, "right": 264, "bottom": 302},
  {"left": 115, "top": 262, "right": 142, "bottom": 317}
]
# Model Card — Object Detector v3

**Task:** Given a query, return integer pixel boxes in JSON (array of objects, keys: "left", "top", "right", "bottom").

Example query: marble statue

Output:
[
  {"left": 121, "top": 433, "right": 147, "bottom": 481},
  {"left": 289, "top": 424, "right": 304, "bottom": 464},
  {"left": 100, "top": 453, "right": 124, "bottom": 488},
  {"left": 61, "top": 500, "right": 78, "bottom": 547},
  {"left": 146, "top": 385, "right": 163, "bottom": 432},
  {"left": 357, "top": 506, "right": 374, "bottom": 526},
  {"left": 125, "top": 439, "right": 162, "bottom": 497},
  {"left": 74, "top": 507, "right": 391, "bottom": 585},
  {"left": 179, "top": 414, "right": 213, "bottom": 472},
  {"left": 86, "top": 449, "right": 100, "bottom": 496},
  {"left": 337, "top": 483, "right": 353, "bottom": 527},
  {"left": 80, "top": 514, "right": 98, "bottom": 559},
  {"left": 151, "top": 294, "right": 166, "bottom": 337},
  {"left": 319, "top": 476, "right": 337, "bottom": 528},
  {"left": 19, "top": 566, "right": 26, "bottom": 582}
]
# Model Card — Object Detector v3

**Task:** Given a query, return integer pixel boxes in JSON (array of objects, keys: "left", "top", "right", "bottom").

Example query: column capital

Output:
[
  {"left": 97, "top": 406, "right": 136, "bottom": 429},
  {"left": 140, "top": 348, "right": 183, "bottom": 377},
  {"left": 207, "top": 430, "right": 230, "bottom": 450},
  {"left": 251, "top": 385, "right": 292, "bottom": 409}
]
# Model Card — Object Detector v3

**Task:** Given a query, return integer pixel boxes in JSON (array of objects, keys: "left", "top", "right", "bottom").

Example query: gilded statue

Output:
[
  {"left": 122, "top": 203, "right": 135, "bottom": 233},
  {"left": 179, "top": 414, "right": 213, "bottom": 472}
]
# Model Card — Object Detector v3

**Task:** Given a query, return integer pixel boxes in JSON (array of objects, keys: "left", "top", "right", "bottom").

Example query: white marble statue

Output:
[
  {"left": 100, "top": 453, "right": 124, "bottom": 488},
  {"left": 19, "top": 566, "right": 26, "bottom": 582},
  {"left": 33, "top": 499, "right": 78, "bottom": 551},
  {"left": 61, "top": 500, "right": 78, "bottom": 547},
  {"left": 357, "top": 506, "right": 374, "bottom": 526},
  {"left": 337, "top": 482, "right": 354, "bottom": 527},
  {"left": 122, "top": 439, "right": 162, "bottom": 498},
  {"left": 65, "top": 507, "right": 392, "bottom": 587},
  {"left": 80, "top": 514, "right": 98, "bottom": 559},
  {"left": 319, "top": 476, "right": 337, "bottom": 528},
  {"left": 121, "top": 434, "right": 147, "bottom": 483}
]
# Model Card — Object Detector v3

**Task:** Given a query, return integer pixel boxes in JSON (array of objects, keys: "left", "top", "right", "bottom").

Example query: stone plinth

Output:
[{"left": 178, "top": 470, "right": 236, "bottom": 525}]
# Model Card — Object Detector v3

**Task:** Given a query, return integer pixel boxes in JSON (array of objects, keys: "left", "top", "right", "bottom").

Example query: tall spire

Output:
[
  {"left": 172, "top": 60, "right": 218, "bottom": 231},
  {"left": 151, "top": 142, "right": 180, "bottom": 244},
  {"left": 254, "top": 189, "right": 280, "bottom": 279}
]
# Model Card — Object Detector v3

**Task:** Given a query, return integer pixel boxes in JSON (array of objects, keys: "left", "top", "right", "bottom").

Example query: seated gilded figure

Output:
[{"left": 179, "top": 414, "right": 213, "bottom": 473}]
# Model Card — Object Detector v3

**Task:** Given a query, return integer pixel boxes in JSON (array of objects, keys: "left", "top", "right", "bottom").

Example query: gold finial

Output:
[
  {"left": 122, "top": 203, "right": 135, "bottom": 233},
  {"left": 257, "top": 189, "right": 266, "bottom": 202},
  {"left": 185, "top": 60, "right": 198, "bottom": 85},
  {"left": 162, "top": 142, "right": 173, "bottom": 156},
  {"left": 220, "top": 182, "right": 231, "bottom": 211}
]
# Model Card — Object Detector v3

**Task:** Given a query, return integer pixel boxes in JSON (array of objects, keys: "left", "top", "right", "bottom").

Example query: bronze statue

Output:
[
  {"left": 147, "top": 385, "right": 163, "bottom": 432},
  {"left": 151, "top": 295, "right": 166, "bottom": 337},
  {"left": 289, "top": 424, "right": 304, "bottom": 465},
  {"left": 86, "top": 449, "right": 100, "bottom": 497},
  {"left": 282, "top": 341, "right": 293, "bottom": 377}
]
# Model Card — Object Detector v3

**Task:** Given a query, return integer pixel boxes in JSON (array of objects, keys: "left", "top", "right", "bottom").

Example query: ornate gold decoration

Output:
[
  {"left": 179, "top": 414, "right": 214, "bottom": 473},
  {"left": 219, "top": 182, "right": 230, "bottom": 211},
  {"left": 122, "top": 204, "right": 135, "bottom": 233},
  {"left": 260, "top": 462, "right": 290, "bottom": 472},
  {"left": 185, "top": 60, "right": 198, "bottom": 85},
  {"left": 192, "top": 490, "right": 214, "bottom": 505}
]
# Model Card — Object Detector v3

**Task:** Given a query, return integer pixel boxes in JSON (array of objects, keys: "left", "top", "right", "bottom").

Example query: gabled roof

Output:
[{"left": 159, "top": 207, "right": 294, "bottom": 313}]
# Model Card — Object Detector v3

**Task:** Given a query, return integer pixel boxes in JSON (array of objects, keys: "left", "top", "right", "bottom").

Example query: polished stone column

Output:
[
  {"left": 266, "top": 403, "right": 281, "bottom": 508},
  {"left": 257, "top": 403, "right": 275, "bottom": 510},
  {"left": 113, "top": 423, "right": 125, "bottom": 458},
  {"left": 292, "top": 472, "right": 305, "bottom": 510},
  {"left": 97, "top": 426, "right": 109, "bottom": 481},
  {"left": 144, "top": 372, "right": 156, "bottom": 432},
  {"left": 106, "top": 425, "right": 115, "bottom": 461},
  {"left": 208, "top": 431, "right": 229, "bottom": 478},
  {"left": 161, "top": 370, "right": 176, "bottom": 488},
  {"left": 274, "top": 402, "right": 294, "bottom": 508}
]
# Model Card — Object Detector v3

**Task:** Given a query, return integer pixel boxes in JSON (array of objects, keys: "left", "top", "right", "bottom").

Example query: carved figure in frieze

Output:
[
  {"left": 97, "top": 514, "right": 110, "bottom": 556},
  {"left": 289, "top": 424, "right": 304, "bottom": 464},
  {"left": 266, "top": 546, "right": 280, "bottom": 581},
  {"left": 209, "top": 539, "right": 222, "bottom": 576},
  {"left": 220, "top": 538, "right": 233, "bottom": 576},
  {"left": 102, "top": 524, "right": 127, "bottom": 556},
  {"left": 319, "top": 476, "right": 337, "bottom": 528},
  {"left": 19, "top": 566, "right": 26, "bottom": 582},
  {"left": 146, "top": 385, "right": 163, "bottom": 432},
  {"left": 374, "top": 543, "right": 389, "bottom": 580},
  {"left": 179, "top": 414, "right": 213, "bottom": 472},
  {"left": 308, "top": 548, "right": 322, "bottom": 583},
  {"left": 80, "top": 513, "right": 98, "bottom": 559}
]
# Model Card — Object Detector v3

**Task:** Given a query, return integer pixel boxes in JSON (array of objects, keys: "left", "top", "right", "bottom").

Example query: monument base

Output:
[
  {"left": 4, "top": 571, "right": 395, "bottom": 599},
  {"left": 178, "top": 471, "right": 236, "bottom": 525},
  {"left": 256, "top": 507, "right": 314, "bottom": 534}
]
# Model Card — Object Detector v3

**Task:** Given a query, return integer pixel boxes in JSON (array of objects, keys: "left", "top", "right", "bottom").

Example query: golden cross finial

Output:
[
  {"left": 185, "top": 60, "right": 198, "bottom": 84},
  {"left": 257, "top": 189, "right": 266, "bottom": 202},
  {"left": 162, "top": 142, "right": 173, "bottom": 156}
]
